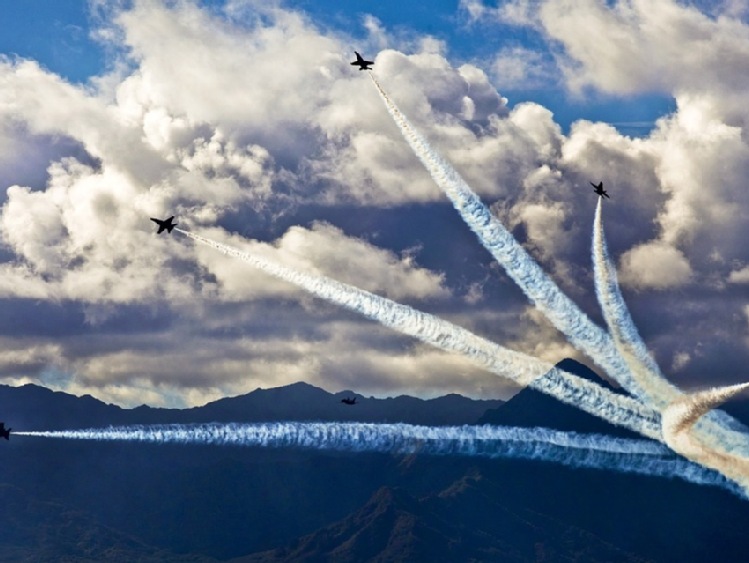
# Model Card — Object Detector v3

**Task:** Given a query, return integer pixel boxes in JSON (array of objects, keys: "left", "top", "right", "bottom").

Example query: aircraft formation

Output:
[{"left": 147, "top": 51, "right": 611, "bottom": 410}]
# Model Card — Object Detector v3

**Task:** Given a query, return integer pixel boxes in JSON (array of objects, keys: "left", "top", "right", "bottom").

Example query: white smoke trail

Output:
[
  {"left": 662, "top": 384, "right": 749, "bottom": 495},
  {"left": 368, "top": 73, "right": 649, "bottom": 402},
  {"left": 19, "top": 422, "right": 739, "bottom": 496},
  {"left": 592, "top": 198, "right": 678, "bottom": 410},
  {"left": 592, "top": 200, "right": 749, "bottom": 456},
  {"left": 372, "top": 74, "right": 749, "bottom": 480},
  {"left": 177, "top": 228, "right": 660, "bottom": 438}
]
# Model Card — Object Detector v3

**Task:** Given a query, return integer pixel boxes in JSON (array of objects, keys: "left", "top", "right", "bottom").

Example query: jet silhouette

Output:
[
  {"left": 350, "top": 52, "right": 374, "bottom": 71},
  {"left": 591, "top": 181, "right": 610, "bottom": 199},
  {"left": 341, "top": 397, "right": 358, "bottom": 405},
  {"left": 150, "top": 216, "right": 177, "bottom": 234},
  {"left": 0, "top": 422, "right": 11, "bottom": 440}
]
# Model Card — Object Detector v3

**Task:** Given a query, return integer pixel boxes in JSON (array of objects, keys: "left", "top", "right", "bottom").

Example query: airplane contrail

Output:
[
  {"left": 369, "top": 73, "right": 749, "bottom": 486},
  {"left": 368, "top": 73, "right": 651, "bottom": 404},
  {"left": 662, "top": 383, "right": 749, "bottom": 495},
  {"left": 176, "top": 228, "right": 659, "bottom": 438},
  {"left": 592, "top": 200, "right": 749, "bottom": 457},
  {"left": 591, "top": 199, "right": 677, "bottom": 410},
  {"left": 18, "top": 422, "right": 739, "bottom": 496}
]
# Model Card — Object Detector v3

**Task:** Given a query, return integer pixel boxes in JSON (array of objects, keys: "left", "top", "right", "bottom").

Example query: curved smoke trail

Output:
[
  {"left": 592, "top": 201, "right": 749, "bottom": 456},
  {"left": 368, "top": 73, "right": 648, "bottom": 402},
  {"left": 662, "top": 384, "right": 749, "bottom": 495},
  {"left": 592, "top": 199, "right": 678, "bottom": 410},
  {"left": 19, "top": 422, "right": 739, "bottom": 496},
  {"left": 177, "top": 228, "right": 659, "bottom": 438}
]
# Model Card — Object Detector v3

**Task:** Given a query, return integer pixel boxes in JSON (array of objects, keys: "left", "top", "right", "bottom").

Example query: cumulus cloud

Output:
[
  {"left": 1, "top": 0, "right": 749, "bottom": 405},
  {"left": 535, "top": 0, "right": 749, "bottom": 103},
  {"left": 191, "top": 222, "right": 449, "bottom": 302},
  {"left": 619, "top": 241, "right": 693, "bottom": 290},
  {"left": 729, "top": 266, "right": 749, "bottom": 284}
]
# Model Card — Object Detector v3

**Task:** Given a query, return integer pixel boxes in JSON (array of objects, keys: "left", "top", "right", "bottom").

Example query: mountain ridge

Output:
[
  {"left": 3, "top": 359, "right": 749, "bottom": 562},
  {"left": 0, "top": 380, "right": 504, "bottom": 430}
]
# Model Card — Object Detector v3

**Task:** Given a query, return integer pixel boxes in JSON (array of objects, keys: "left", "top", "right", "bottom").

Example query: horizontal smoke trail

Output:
[
  {"left": 177, "top": 228, "right": 660, "bottom": 438},
  {"left": 662, "top": 384, "right": 749, "bottom": 495},
  {"left": 20, "top": 422, "right": 739, "bottom": 496},
  {"left": 368, "top": 73, "right": 648, "bottom": 403},
  {"left": 593, "top": 201, "right": 749, "bottom": 456}
]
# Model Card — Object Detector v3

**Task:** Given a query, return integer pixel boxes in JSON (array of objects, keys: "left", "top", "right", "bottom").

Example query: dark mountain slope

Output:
[
  {"left": 0, "top": 381, "right": 502, "bottom": 430},
  {"left": 238, "top": 472, "right": 651, "bottom": 563},
  {"left": 479, "top": 358, "right": 641, "bottom": 438},
  {"left": 0, "top": 483, "right": 212, "bottom": 562}
]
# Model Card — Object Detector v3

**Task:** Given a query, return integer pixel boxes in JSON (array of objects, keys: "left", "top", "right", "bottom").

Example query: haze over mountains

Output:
[{"left": 2, "top": 359, "right": 748, "bottom": 562}]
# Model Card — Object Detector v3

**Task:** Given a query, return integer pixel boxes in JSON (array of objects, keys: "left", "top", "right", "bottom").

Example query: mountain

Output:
[
  {"left": 0, "top": 381, "right": 503, "bottom": 431},
  {"left": 0, "top": 483, "right": 214, "bottom": 562},
  {"left": 238, "top": 474, "right": 651, "bottom": 563},
  {"left": 2, "top": 359, "right": 749, "bottom": 562},
  {"left": 478, "top": 358, "right": 643, "bottom": 438}
]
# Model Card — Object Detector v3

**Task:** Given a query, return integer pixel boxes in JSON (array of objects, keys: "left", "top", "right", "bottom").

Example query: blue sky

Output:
[
  {"left": 0, "top": 0, "right": 675, "bottom": 133},
  {"left": 0, "top": 0, "right": 748, "bottom": 411},
  {"left": 0, "top": 2, "right": 104, "bottom": 82}
]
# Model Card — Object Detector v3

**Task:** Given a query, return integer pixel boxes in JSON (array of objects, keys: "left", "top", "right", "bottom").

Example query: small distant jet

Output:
[
  {"left": 591, "top": 181, "right": 610, "bottom": 199},
  {"left": 341, "top": 397, "right": 358, "bottom": 405},
  {"left": 0, "top": 422, "right": 11, "bottom": 440},
  {"left": 150, "top": 216, "right": 177, "bottom": 234},
  {"left": 350, "top": 51, "right": 374, "bottom": 71}
]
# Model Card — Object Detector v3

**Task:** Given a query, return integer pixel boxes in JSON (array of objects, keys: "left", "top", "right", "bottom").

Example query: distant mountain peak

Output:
[
  {"left": 554, "top": 358, "right": 619, "bottom": 391},
  {"left": 0, "top": 379, "right": 503, "bottom": 430},
  {"left": 478, "top": 358, "right": 638, "bottom": 438}
]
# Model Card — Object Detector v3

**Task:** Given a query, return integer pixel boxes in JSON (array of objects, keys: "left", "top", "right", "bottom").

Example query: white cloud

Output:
[
  {"left": 672, "top": 351, "right": 691, "bottom": 372},
  {"left": 538, "top": 0, "right": 749, "bottom": 101},
  {"left": 491, "top": 46, "right": 558, "bottom": 90},
  {"left": 729, "top": 266, "right": 749, "bottom": 283},
  {"left": 193, "top": 222, "right": 449, "bottom": 302},
  {"left": 619, "top": 241, "right": 693, "bottom": 289},
  {"left": 1, "top": 0, "right": 749, "bottom": 406}
]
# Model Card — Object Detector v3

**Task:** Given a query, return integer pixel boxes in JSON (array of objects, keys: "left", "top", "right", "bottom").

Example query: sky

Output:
[{"left": 0, "top": 0, "right": 747, "bottom": 409}]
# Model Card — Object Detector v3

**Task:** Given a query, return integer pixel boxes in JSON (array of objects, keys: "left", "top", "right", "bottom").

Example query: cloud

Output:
[
  {"left": 537, "top": 0, "right": 749, "bottom": 101},
  {"left": 491, "top": 46, "right": 558, "bottom": 90},
  {"left": 729, "top": 266, "right": 749, "bottom": 284},
  {"left": 1, "top": 0, "right": 749, "bottom": 406},
  {"left": 192, "top": 222, "right": 449, "bottom": 302},
  {"left": 619, "top": 241, "right": 693, "bottom": 290}
]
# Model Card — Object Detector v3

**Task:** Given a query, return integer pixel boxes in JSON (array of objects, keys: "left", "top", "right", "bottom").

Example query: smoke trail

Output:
[
  {"left": 19, "top": 422, "right": 739, "bottom": 496},
  {"left": 662, "top": 384, "right": 749, "bottom": 495},
  {"left": 592, "top": 201, "right": 749, "bottom": 455},
  {"left": 372, "top": 74, "right": 749, "bottom": 474},
  {"left": 592, "top": 199, "right": 678, "bottom": 410},
  {"left": 177, "top": 228, "right": 660, "bottom": 438},
  {"left": 368, "top": 73, "right": 649, "bottom": 402}
]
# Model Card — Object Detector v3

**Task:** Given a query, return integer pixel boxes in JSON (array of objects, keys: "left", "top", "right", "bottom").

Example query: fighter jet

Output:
[
  {"left": 150, "top": 216, "right": 177, "bottom": 234},
  {"left": 341, "top": 397, "right": 358, "bottom": 405},
  {"left": 591, "top": 181, "right": 610, "bottom": 199},
  {"left": 0, "top": 423, "right": 11, "bottom": 440},
  {"left": 350, "top": 51, "right": 374, "bottom": 71}
]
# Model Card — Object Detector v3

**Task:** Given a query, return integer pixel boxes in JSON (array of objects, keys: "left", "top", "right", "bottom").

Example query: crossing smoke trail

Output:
[
  {"left": 662, "top": 384, "right": 749, "bottom": 495},
  {"left": 18, "top": 422, "right": 740, "bottom": 496},
  {"left": 368, "top": 73, "right": 649, "bottom": 403},
  {"left": 592, "top": 201, "right": 749, "bottom": 457},
  {"left": 370, "top": 73, "right": 749, "bottom": 485},
  {"left": 177, "top": 228, "right": 659, "bottom": 438}
]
